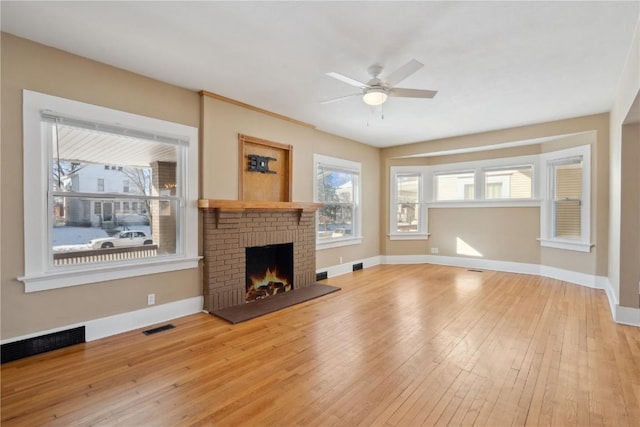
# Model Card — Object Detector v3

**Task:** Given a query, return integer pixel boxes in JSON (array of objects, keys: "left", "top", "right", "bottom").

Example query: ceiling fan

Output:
[{"left": 322, "top": 59, "right": 437, "bottom": 106}]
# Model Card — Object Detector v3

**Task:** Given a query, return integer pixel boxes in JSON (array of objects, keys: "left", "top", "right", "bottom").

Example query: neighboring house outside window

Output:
[
  {"left": 314, "top": 154, "right": 362, "bottom": 249},
  {"left": 435, "top": 171, "right": 475, "bottom": 201},
  {"left": 20, "top": 90, "right": 199, "bottom": 292}
]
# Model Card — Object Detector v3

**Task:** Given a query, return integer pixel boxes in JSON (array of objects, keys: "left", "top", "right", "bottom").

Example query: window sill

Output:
[
  {"left": 19, "top": 256, "right": 202, "bottom": 293},
  {"left": 427, "top": 200, "right": 541, "bottom": 208},
  {"left": 316, "top": 237, "right": 363, "bottom": 250},
  {"left": 538, "top": 238, "right": 593, "bottom": 253},
  {"left": 388, "top": 233, "right": 430, "bottom": 241}
]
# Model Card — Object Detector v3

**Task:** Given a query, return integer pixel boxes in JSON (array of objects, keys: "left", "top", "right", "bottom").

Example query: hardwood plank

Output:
[{"left": 2, "top": 264, "right": 639, "bottom": 426}]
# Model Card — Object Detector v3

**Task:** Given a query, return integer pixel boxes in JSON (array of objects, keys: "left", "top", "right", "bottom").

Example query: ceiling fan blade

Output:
[
  {"left": 384, "top": 59, "right": 424, "bottom": 86},
  {"left": 320, "top": 93, "right": 361, "bottom": 104},
  {"left": 388, "top": 88, "right": 438, "bottom": 99},
  {"left": 326, "top": 72, "right": 369, "bottom": 89}
]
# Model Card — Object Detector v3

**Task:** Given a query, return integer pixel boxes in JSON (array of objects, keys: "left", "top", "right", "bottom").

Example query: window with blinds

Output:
[
  {"left": 538, "top": 144, "right": 591, "bottom": 253},
  {"left": 553, "top": 161, "right": 582, "bottom": 239}
]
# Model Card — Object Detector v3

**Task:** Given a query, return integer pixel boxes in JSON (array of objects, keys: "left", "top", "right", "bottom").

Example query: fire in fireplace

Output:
[{"left": 245, "top": 243, "right": 294, "bottom": 302}]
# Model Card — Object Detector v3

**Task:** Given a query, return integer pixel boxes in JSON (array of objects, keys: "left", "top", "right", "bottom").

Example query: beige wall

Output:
[
  {"left": 609, "top": 16, "right": 640, "bottom": 309},
  {"left": 200, "top": 95, "right": 381, "bottom": 271},
  {"left": 1, "top": 34, "right": 202, "bottom": 340},
  {"left": 380, "top": 114, "right": 610, "bottom": 277}
]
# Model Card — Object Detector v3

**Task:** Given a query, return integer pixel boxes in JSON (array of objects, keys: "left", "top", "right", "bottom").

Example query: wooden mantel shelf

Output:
[{"left": 198, "top": 199, "right": 323, "bottom": 212}]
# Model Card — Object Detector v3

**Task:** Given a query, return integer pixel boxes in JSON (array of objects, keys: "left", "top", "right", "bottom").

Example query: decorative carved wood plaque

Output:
[{"left": 239, "top": 134, "right": 292, "bottom": 202}]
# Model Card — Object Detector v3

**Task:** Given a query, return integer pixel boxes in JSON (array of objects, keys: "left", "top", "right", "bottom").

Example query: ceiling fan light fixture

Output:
[{"left": 362, "top": 88, "right": 388, "bottom": 106}]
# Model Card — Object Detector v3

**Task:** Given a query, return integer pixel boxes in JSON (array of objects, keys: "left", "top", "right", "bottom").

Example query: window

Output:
[
  {"left": 123, "top": 179, "right": 130, "bottom": 193},
  {"left": 389, "top": 168, "right": 429, "bottom": 239},
  {"left": 484, "top": 166, "right": 533, "bottom": 200},
  {"left": 435, "top": 171, "right": 475, "bottom": 201},
  {"left": 539, "top": 145, "right": 591, "bottom": 252},
  {"left": 553, "top": 161, "right": 582, "bottom": 239},
  {"left": 97, "top": 178, "right": 104, "bottom": 192},
  {"left": 20, "top": 90, "right": 200, "bottom": 292},
  {"left": 314, "top": 154, "right": 362, "bottom": 248}
]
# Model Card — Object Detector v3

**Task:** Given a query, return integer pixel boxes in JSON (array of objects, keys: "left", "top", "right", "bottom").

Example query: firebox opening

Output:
[{"left": 245, "top": 243, "right": 294, "bottom": 302}]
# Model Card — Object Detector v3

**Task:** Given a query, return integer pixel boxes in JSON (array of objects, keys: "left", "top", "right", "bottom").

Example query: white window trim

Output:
[
  {"left": 314, "top": 154, "right": 362, "bottom": 250},
  {"left": 389, "top": 166, "right": 429, "bottom": 240},
  {"left": 538, "top": 144, "right": 592, "bottom": 253},
  {"left": 427, "top": 154, "right": 540, "bottom": 206},
  {"left": 19, "top": 90, "right": 201, "bottom": 292}
]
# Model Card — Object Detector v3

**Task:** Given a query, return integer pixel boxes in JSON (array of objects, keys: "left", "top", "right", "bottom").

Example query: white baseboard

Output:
[
  {"left": 319, "top": 254, "right": 640, "bottom": 328},
  {"left": 317, "top": 255, "right": 382, "bottom": 279},
  {"left": 1, "top": 296, "right": 204, "bottom": 345}
]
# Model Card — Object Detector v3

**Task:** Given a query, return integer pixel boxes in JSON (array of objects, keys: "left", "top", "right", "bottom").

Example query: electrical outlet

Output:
[
  {"left": 431, "top": 248, "right": 439, "bottom": 254},
  {"left": 147, "top": 293, "right": 155, "bottom": 306},
  {"left": 339, "top": 257, "right": 343, "bottom": 264}
]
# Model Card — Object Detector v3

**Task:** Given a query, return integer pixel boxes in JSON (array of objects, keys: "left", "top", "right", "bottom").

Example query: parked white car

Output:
[{"left": 90, "top": 230, "right": 153, "bottom": 249}]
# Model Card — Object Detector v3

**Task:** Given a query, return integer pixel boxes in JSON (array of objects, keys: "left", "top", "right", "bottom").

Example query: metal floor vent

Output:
[
  {"left": 1, "top": 326, "right": 85, "bottom": 364},
  {"left": 468, "top": 269, "right": 484, "bottom": 273},
  {"left": 316, "top": 271, "right": 328, "bottom": 281},
  {"left": 142, "top": 324, "right": 175, "bottom": 335}
]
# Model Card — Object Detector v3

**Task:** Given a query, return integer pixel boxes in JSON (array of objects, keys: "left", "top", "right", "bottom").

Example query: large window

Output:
[
  {"left": 539, "top": 145, "right": 591, "bottom": 252},
  {"left": 20, "top": 90, "right": 200, "bottom": 292},
  {"left": 314, "top": 154, "right": 362, "bottom": 248}
]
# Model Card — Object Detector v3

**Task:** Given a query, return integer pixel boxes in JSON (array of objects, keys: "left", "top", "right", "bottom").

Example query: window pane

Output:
[
  {"left": 49, "top": 120, "right": 182, "bottom": 267},
  {"left": 554, "top": 161, "right": 583, "bottom": 239},
  {"left": 396, "top": 203, "right": 420, "bottom": 232},
  {"left": 317, "top": 204, "right": 353, "bottom": 239},
  {"left": 485, "top": 167, "right": 532, "bottom": 199},
  {"left": 435, "top": 171, "right": 475, "bottom": 201},
  {"left": 397, "top": 175, "right": 419, "bottom": 203},
  {"left": 52, "top": 196, "right": 178, "bottom": 266},
  {"left": 317, "top": 167, "right": 354, "bottom": 203},
  {"left": 554, "top": 200, "right": 581, "bottom": 238},
  {"left": 555, "top": 163, "right": 582, "bottom": 200},
  {"left": 51, "top": 122, "right": 178, "bottom": 196}
]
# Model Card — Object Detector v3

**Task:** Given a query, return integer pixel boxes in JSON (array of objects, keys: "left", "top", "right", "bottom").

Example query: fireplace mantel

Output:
[{"left": 198, "top": 199, "right": 323, "bottom": 212}]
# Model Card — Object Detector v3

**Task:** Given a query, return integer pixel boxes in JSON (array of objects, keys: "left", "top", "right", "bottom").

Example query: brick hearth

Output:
[{"left": 201, "top": 209, "right": 317, "bottom": 311}]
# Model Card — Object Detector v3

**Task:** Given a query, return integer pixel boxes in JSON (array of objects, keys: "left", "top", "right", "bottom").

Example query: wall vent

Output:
[
  {"left": 316, "top": 271, "right": 328, "bottom": 281},
  {"left": 142, "top": 324, "right": 175, "bottom": 335},
  {"left": 352, "top": 262, "right": 363, "bottom": 271},
  {"left": 1, "top": 326, "right": 85, "bottom": 364}
]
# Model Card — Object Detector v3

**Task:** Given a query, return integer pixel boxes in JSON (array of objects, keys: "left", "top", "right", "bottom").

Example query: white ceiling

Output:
[{"left": 2, "top": 1, "right": 639, "bottom": 148}]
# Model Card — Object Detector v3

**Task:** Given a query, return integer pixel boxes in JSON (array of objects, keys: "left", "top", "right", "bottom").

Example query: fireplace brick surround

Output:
[{"left": 201, "top": 207, "right": 318, "bottom": 312}]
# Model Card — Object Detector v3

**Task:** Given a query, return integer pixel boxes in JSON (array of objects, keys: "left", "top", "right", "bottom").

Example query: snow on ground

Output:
[{"left": 52, "top": 226, "right": 151, "bottom": 247}]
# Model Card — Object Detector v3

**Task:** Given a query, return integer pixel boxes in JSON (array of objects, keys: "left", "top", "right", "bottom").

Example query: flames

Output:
[{"left": 246, "top": 267, "right": 292, "bottom": 302}]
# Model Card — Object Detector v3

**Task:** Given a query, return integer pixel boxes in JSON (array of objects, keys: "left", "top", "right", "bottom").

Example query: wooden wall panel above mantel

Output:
[{"left": 198, "top": 199, "right": 323, "bottom": 211}]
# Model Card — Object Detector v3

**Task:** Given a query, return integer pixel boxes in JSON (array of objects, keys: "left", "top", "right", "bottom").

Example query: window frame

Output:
[
  {"left": 426, "top": 154, "right": 540, "bottom": 208},
  {"left": 20, "top": 90, "right": 200, "bottom": 292},
  {"left": 389, "top": 166, "right": 429, "bottom": 240},
  {"left": 313, "top": 154, "right": 362, "bottom": 249},
  {"left": 539, "top": 145, "right": 592, "bottom": 252}
]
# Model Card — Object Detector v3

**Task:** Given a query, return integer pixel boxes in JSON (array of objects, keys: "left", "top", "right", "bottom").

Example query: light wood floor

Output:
[{"left": 2, "top": 264, "right": 639, "bottom": 426}]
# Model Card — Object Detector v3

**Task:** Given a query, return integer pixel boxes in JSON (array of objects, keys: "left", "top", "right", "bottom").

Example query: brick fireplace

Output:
[{"left": 199, "top": 201, "right": 322, "bottom": 312}]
